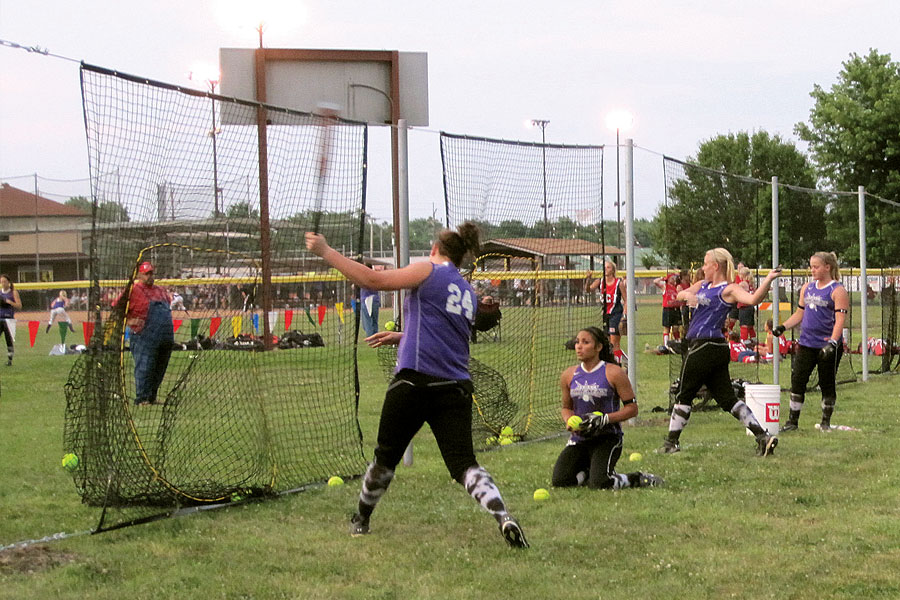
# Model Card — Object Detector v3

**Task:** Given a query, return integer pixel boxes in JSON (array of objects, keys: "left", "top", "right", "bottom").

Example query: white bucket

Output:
[{"left": 744, "top": 384, "right": 781, "bottom": 436}]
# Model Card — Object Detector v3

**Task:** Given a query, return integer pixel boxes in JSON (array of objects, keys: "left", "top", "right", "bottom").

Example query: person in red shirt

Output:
[
  {"left": 653, "top": 273, "right": 682, "bottom": 349},
  {"left": 728, "top": 331, "right": 757, "bottom": 363},
  {"left": 122, "top": 261, "right": 173, "bottom": 406},
  {"left": 736, "top": 266, "right": 758, "bottom": 344}
]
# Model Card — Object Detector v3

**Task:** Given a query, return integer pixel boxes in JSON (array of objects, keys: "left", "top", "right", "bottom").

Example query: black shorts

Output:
[
  {"left": 738, "top": 306, "right": 755, "bottom": 327},
  {"left": 727, "top": 306, "right": 739, "bottom": 320},
  {"left": 662, "top": 307, "right": 682, "bottom": 328}
]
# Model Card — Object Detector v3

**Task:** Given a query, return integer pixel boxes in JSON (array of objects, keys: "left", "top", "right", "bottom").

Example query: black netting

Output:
[
  {"left": 439, "top": 133, "right": 605, "bottom": 442},
  {"left": 63, "top": 64, "right": 367, "bottom": 530}
]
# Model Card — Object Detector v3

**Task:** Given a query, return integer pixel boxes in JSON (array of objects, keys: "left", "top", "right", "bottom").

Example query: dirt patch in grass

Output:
[{"left": 0, "top": 544, "right": 77, "bottom": 575}]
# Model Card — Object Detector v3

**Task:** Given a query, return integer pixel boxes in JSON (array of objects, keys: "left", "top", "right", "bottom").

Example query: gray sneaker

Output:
[
  {"left": 658, "top": 439, "right": 681, "bottom": 454},
  {"left": 499, "top": 515, "right": 529, "bottom": 549},
  {"left": 756, "top": 433, "right": 778, "bottom": 457},
  {"left": 349, "top": 513, "right": 370, "bottom": 537},
  {"left": 638, "top": 473, "right": 666, "bottom": 487}
]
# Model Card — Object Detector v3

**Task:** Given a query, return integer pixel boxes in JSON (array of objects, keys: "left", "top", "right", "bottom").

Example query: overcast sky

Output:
[{"left": 2, "top": 0, "right": 899, "bottom": 223}]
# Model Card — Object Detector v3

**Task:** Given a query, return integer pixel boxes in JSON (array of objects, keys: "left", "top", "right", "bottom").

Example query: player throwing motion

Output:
[
  {"left": 773, "top": 252, "right": 849, "bottom": 432},
  {"left": 552, "top": 326, "right": 663, "bottom": 489},
  {"left": 660, "top": 248, "right": 782, "bottom": 456},
  {"left": 305, "top": 222, "right": 529, "bottom": 549}
]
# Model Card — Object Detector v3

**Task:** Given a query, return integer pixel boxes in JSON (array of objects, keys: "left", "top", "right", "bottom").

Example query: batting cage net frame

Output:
[{"left": 64, "top": 63, "right": 369, "bottom": 531}]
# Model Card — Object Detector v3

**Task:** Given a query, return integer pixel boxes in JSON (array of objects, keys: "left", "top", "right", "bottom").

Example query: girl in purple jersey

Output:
[
  {"left": 660, "top": 248, "right": 782, "bottom": 456},
  {"left": 305, "top": 223, "right": 528, "bottom": 549},
  {"left": 772, "top": 252, "right": 849, "bottom": 432},
  {"left": 553, "top": 326, "right": 664, "bottom": 489}
]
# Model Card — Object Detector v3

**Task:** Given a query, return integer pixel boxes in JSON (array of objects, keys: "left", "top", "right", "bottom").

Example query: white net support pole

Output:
[
  {"left": 858, "top": 186, "right": 868, "bottom": 382},
  {"left": 624, "top": 138, "right": 637, "bottom": 390},
  {"left": 771, "top": 177, "right": 780, "bottom": 386}
]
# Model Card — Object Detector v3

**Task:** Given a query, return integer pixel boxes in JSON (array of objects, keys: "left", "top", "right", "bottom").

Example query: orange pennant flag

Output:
[
  {"left": 284, "top": 309, "right": 293, "bottom": 331},
  {"left": 28, "top": 321, "right": 39, "bottom": 347},
  {"left": 317, "top": 305, "right": 327, "bottom": 325},
  {"left": 210, "top": 316, "right": 221, "bottom": 337}
]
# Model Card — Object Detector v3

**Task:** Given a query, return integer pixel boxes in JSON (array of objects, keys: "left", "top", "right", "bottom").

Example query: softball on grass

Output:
[
  {"left": 500, "top": 426, "right": 514, "bottom": 437},
  {"left": 384, "top": 321, "right": 396, "bottom": 331},
  {"left": 566, "top": 415, "right": 583, "bottom": 430},
  {"left": 499, "top": 438, "right": 513, "bottom": 446},
  {"left": 629, "top": 452, "right": 643, "bottom": 463},
  {"left": 533, "top": 488, "right": 550, "bottom": 501},
  {"left": 485, "top": 436, "right": 498, "bottom": 445},
  {"left": 327, "top": 476, "right": 344, "bottom": 487},
  {"left": 61, "top": 453, "right": 79, "bottom": 471}
]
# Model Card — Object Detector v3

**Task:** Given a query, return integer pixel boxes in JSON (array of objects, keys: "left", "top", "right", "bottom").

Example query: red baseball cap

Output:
[{"left": 138, "top": 261, "right": 154, "bottom": 274}]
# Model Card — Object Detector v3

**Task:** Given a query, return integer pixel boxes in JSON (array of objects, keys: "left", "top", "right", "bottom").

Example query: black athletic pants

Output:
[
  {"left": 674, "top": 338, "right": 739, "bottom": 412},
  {"left": 552, "top": 434, "right": 623, "bottom": 489},
  {"left": 791, "top": 344, "right": 842, "bottom": 398},
  {"left": 373, "top": 368, "right": 477, "bottom": 482}
]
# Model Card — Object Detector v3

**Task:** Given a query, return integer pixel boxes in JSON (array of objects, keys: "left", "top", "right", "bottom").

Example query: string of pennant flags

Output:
[{"left": 21, "top": 302, "right": 351, "bottom": 348}]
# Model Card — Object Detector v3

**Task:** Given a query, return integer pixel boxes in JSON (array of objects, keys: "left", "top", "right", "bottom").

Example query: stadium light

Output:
[
  {"left": 529, "top": 119, "right": 551, "bottom": 236},
  {"left": 188, "top": 66, "right": 223, "bottom": 217},
  {"left": 213, "top": 0, "right": 308, "bottom": 48},
  {"left": 606, "top": 110, "right": 634, "bottom": 255}
]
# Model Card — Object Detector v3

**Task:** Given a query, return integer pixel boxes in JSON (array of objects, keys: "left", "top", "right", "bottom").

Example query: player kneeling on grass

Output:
[
  {"left": 552, "top": 326, "right": 663, "bottom": 490},
  {"left": 305, "top": 222, "right": 528, "bottom": 549}
]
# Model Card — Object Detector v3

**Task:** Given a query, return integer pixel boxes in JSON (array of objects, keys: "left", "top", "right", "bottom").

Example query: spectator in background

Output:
[
  {"left": 122, "top": 262, "right": 173, "bottom": 406},
  {"left": 0, "top": 274, "right": 23, "bottom": 366},
  {"left": 360, "top": 286, "right": 381, "bottom": 337},
  {"left": 47, "top": 290, "right": 76, "bottom": 333},
  {"left": 653, "top": 273, "right": 682, "bottom": 348}
]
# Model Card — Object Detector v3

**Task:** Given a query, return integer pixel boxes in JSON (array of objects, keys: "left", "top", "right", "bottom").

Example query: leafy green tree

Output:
[
  {"left": 656, "top": 131, "right": 821, "bottom": 269},
  {"left": 66, "top": 195, "right": 130, "bottom": 223},
  {"left": 796, "top": 49, "right": 900, "bottom": 266}
]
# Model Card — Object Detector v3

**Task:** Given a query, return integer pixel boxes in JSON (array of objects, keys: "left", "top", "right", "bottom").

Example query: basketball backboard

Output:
[{"left": 218, "top": 48, "right": 428, "bottom": 126}]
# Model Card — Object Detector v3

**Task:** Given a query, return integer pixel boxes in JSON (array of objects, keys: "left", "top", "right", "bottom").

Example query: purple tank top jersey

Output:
[
  {"left": 396, "top": 263, "right": 474, "bottom": 381},
  {"left": 686, "top": 282, "right": 733, "bottom": 339},
  {"left": 799, "top": 280, "right": 840, "bottom": 349},
  {"left": 0, "top": 289, "right": 14, "bottom": 319},
  {"left": 52, "top": 298, "right": 66, "bottom": 309},
  {"left": 570, "top": 361, "right": 622, "bottom": 441}
]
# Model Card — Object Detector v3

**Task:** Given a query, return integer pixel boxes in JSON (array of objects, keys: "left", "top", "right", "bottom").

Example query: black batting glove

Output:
[
  {"left": 578, "top": 412, "right": 610, "bottom": 437},
  {"left": 772, "top": 325, "right": 786, "bottom": 337},
  {"left": 819, "top": 339, "right": 839, "bottom": 361}
]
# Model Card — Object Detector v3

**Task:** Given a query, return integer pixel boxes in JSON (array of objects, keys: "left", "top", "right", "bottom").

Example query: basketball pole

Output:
[{"left": 398, "top": 118, "right": 414, "bottom": 467}]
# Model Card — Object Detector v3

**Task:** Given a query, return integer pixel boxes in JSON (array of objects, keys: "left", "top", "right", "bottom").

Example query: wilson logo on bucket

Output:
[{"left": 766, "top": 403, "right": 780, "bottom": 423}]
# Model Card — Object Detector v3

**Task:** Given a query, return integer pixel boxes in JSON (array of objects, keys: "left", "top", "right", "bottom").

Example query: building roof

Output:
[
  {"left": 0, "top": 183, "right": 89, "bottom": 218},
  {"left": 482, "top": 237, "right": 624, "bottom": 258}
]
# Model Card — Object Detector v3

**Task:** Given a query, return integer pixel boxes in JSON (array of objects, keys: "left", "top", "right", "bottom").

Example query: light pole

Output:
[
  {"left": 189, "top": 67, "right": 222, "bottom": 217},
  {"left": 529, "top": 119, "right": 551, "bottom": 236},
  {"left": 605, "top": 110, "right": 633, "bottom": 258}
]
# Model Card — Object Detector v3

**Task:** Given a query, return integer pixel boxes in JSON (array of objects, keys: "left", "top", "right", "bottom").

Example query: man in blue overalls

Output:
[{"left": 125, "top": 261, "right": 174, "bottom": 406}]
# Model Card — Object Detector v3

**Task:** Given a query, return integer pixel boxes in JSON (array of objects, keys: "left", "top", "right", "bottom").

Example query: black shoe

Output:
[
  {"left": 349, "top": 513, "right": 370, "bottom": 537},
  {"left": 658, "top": 439, "right": 681, "bottom": 454},
  {"left": 499, "top": 515, "right": 529, "bottom": 548},
  {"left": 780, "top": 421, "right": 799, "bottom": 432},
  {"left": 638, "top": 473, "right": 666, "bottom": 487},
  {"left": 46, "top": 324, "right": 51, "bottom": 333},
  {"left": 818, "top": 421, "right": 832, "bottom": 432},
  {"left": 5, "top": 358, "right": 11, "bottom": 366},
  {"left": 756, "top": 433, "right": 778, "bottom": 457},
  {"left": 69, "top": 323, "right": 75, "bottom": 332}
]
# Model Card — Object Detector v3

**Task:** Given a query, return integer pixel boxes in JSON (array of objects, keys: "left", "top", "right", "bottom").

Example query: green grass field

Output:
[{"left": 2, "top": 308, "right": 899, "bottom": 599}]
